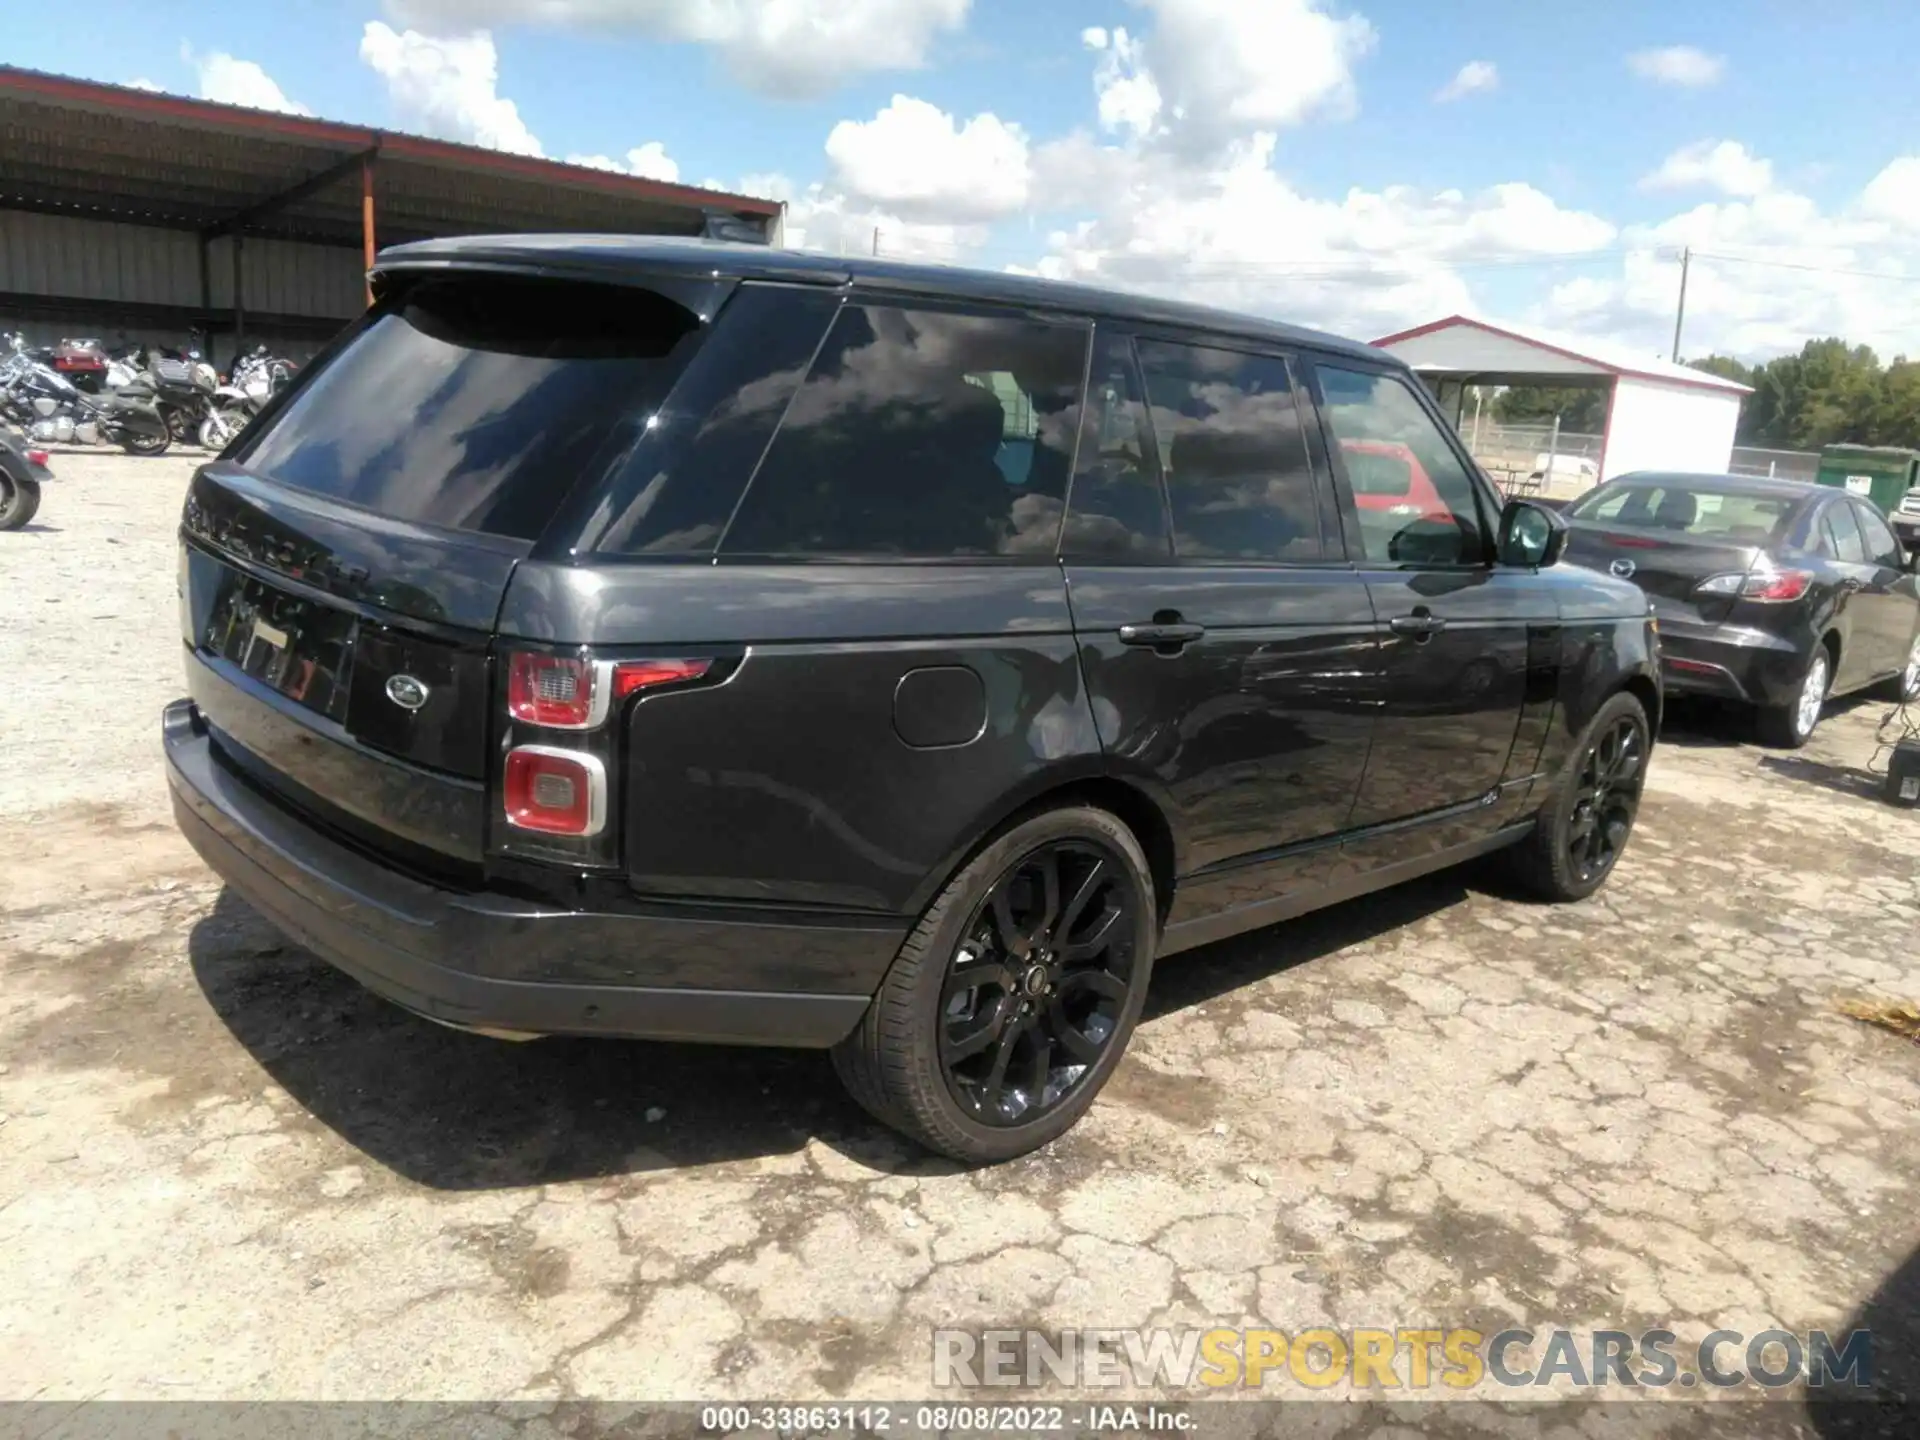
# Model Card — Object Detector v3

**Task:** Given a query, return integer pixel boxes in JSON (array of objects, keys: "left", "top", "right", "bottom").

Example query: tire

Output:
[
  {"left": 832, "top": 805, "right": 1157, "bottom": 1163},
  {"left": 118, "top": 425, "right": 170, "bottom": 457},
  {"left": 1757, "top": 643, "right": 1832, "bottom": 748},
  {"left": 0, "top": 473, "right": 40, "bottom": 531},
  {"left": 1500, "top": 690, "right": 1651, "bottom": 903},
  {"left": 1878, "top": 634, "right": 1920, "bottom": 702},
  {"left": 199, "top": 411, "right": 241, "bottom": 450}
]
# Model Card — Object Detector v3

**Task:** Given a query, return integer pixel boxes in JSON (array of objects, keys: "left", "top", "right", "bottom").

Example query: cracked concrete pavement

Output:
[{"left": 4, "top": 453, "right": 1920, "bottom": 1412}]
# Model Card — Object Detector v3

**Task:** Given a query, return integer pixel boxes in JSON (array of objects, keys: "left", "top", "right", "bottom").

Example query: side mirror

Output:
[{"left": 1498, "top": 498, "right": 1568, "bottom": 568}]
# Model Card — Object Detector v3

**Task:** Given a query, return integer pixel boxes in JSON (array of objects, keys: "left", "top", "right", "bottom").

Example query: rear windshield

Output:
[
  {"left": 236, "top": 275, "right": 701, "bottom": 540},
  {"left": 1566, "top": 483, "right": 1796, "bottom": 543}
]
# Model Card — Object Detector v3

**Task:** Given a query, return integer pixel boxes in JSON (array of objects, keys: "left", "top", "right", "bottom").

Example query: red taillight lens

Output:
[
  {"left": 611, "top": 657, "right": 712, "bottom": 697},
  {"left": 503, "top": 746, "right": 605, "bottom": 836},
  {"left": 507, "top": 652, "right": 598, "bottom": 728},
  {"left": 25, "top": 448, "right": 49, "bottom": 467},
  {"left": 1697, "top": 567, "right": 1814, "bottom": 603},
  {"left": 1744, "top": 569, "right": 1813, "bottom": 602}
]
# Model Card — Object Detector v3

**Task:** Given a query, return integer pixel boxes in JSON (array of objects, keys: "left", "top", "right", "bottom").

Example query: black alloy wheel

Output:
[
  {"left": 1498, "top": 689, "right": 1651, "bottom": 903},
  {"left": 938, "top": 840, "right": 1139, "bottom": 1127},
  {"left": 831, "top": 804, "right": 1157, "bottom": 1163},
  {"left": 1564, "top": 710, "right": 1646, "bottom": 885}
]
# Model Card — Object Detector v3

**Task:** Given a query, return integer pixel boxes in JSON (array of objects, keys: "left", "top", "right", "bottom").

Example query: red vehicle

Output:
[{"left": 1341, "top": 438, "right": 1448, "bottom": 516}]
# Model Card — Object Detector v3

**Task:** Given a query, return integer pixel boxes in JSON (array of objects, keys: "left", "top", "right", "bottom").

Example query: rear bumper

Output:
[
  {"left": 1656, "top": 618, "right": 1805, "bottom": 706},
  {"left": 164, "top": 699, "right": 889, "bottom": 1046}
]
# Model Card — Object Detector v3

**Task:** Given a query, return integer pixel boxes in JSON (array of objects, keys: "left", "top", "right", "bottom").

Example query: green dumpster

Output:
[{"left": 1814, "top": 444, "right": 1920, "bottom": 517}]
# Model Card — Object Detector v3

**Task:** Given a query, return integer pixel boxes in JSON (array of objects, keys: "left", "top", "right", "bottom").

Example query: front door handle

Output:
[
  {"left": 1119, "top": 620, "right": 1206, "bottom": 651},
  {"left": 1389, "top": 609, "right": 1446, "bottom": 641}
]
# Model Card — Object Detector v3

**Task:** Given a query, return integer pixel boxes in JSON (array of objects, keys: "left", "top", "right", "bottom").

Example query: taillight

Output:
[
  {"left": 25, "top": 448, "right": 49, "bottom": 467},
  {"left": 612, "top": 657, "right": 711, "bottom": 697},
  {"left": 507, "top": 651, "right": 601, "bottom": 729},
  {"left": 497, "top": 648, "right": 718, "bottom": 859},
  {"left": 503, "top": 746, "right": 605, "bottom": 836},
  {"left": 1696, "top": 567, "right": 1814, "bottom": 603}
]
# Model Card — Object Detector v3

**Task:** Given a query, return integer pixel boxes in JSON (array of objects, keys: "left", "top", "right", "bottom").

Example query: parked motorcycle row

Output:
[{"left": 0, "top": 333, "right": 296, "bottom": 456}]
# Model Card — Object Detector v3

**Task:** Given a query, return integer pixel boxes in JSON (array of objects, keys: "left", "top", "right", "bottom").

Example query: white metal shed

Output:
[{"left": 1371, "top": 314, "right": 1752, "bottom": 487}]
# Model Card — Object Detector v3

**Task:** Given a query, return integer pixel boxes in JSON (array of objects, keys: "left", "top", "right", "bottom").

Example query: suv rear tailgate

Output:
[{"left": 181, "top": 465, "right": 519, "bottom": 870}]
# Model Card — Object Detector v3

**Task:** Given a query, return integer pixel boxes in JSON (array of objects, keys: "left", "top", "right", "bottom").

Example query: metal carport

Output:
[
  {"left": 0, "top": 66, "right": 785, "bottom": 364},
  {"left": 1372, "top": 314, "right": 1752, "bottom": 497}
]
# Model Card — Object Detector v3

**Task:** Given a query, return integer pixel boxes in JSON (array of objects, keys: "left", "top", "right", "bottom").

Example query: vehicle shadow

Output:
[
  {"left": 1142, "top": 870, "right": 1471, "bottom": 1021},
  {"left": 1805, "top": 1236, "right": 1920, "bottom": 1435},
  {"left": 187, "top": 887, "right": 942, "bottom": 1190},
  {"left": 1759, "top": 753, "right": 1884, "bottom": 802}
]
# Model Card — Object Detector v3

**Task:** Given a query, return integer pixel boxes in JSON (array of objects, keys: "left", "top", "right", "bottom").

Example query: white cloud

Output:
[
  {"left": 1435, "top": 60, "right": 1497, "bottom": 103},
  {"left": 359, "top": 23, "right": 542, "bottom": 155},
  {"left": 1086, "top": 25, "right": 1162, "bottom": 139},
  {"left": 1538, "top": 176, "right": 1920, "bottom": 360},
  {"left": 1627, "top": 45, "right": 1725, "bottom": 87},
  {"left": 565, "top": 142, "right": 681, "bottom": 182},
  {"left": 1024, "top": 134, "right": 1616, "bottom": 338},
  {"left": 189, "top": 50, "right": 311, "bottom": 115},
  {"left": 1860, "top": 156, "right": 1920, "bottom": 230},
  {"left": 1087, "top": 0, "right": 1376, "bottom": 152},
  {"left": 825, "top": 96, "right": 1030, "bottom": 222},
  {"left": 127, "top": 77, "right": 164, "bottom": 93},
  {"left": 382, "top": 0, "right": 970, "bottom": 97},
  {"left": 1640, "top": 139, "right": 1773, "bottom": 197}
]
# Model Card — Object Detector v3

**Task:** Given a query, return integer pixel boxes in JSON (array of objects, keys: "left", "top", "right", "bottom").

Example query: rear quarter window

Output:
[
  {"left": 237, "top": 275, "right": 703, "bottom": 541},
  {"left": 718, "top": 303, "right": 1090, "bottom": 559}
]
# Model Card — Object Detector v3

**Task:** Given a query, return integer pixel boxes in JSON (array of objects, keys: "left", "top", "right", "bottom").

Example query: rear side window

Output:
[
  {"left": 1137, "top": 340, "right": 1321, "bottom": 561},
  {"left": 1854, "top": 502, "right": 1904, "bottom": 567},
  {"left": 1825, "top": 505, "right": 1870, "bottom": 563},
  {"left": 720, "top": 304, "right": 1089, "bottom": 558},
  {"left": 238, "top": 275, "right": 701, "bottom": 541}
]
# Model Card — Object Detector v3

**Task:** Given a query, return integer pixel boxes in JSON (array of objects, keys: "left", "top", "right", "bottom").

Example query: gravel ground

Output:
[{"left": 4, "top": 452, "right": 1920, "bottom": 1428}]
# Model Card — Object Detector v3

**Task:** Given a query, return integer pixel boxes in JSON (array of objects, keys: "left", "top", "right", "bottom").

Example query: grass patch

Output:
[{"left": 1837, "top": 998, "right": 1920, "bottom": 1045}]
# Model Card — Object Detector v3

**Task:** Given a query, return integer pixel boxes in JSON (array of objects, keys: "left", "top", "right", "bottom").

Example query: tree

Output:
[
  {"left": 1488, "top": 384, "right": 1608, "bottom": 433},
  {"left": 1682, "top": 339, "right": 1920, "bottom": 450}
]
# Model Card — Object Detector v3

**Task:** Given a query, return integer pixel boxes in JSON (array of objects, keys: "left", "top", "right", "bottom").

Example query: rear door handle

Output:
[
  {"left": 1389, "top": 610, "right": 1446, "bottom": 640},
  {"left": 1119, "top": 621, "right": 1206, "bottom": 650}
]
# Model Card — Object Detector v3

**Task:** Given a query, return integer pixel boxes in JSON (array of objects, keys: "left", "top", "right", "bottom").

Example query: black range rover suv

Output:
[{"left": 165, "top": 237, "right": 1660, "bottom": 1162}]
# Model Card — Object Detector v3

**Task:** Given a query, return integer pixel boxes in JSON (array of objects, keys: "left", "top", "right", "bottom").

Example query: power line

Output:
[{"left": 1690, "top": 250, "right": 1920, "bottom": 284}]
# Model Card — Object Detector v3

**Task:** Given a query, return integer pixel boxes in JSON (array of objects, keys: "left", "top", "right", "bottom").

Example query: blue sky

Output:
[{"left": 9, "top": 0, "right": 1920, "bottom": 359}]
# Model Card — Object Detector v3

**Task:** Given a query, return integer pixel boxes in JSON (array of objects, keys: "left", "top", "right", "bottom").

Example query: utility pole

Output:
[
  {"left": 1670, "top": 245, "right": 1692, "bottom": 363},
  {"left": 872, "top": 225, "right": 881, "bottom": 257}
]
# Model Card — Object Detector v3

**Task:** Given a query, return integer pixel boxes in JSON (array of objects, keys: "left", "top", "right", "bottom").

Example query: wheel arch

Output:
[{"left": 903, "top": 764, "right": 1183, "bottom": 931}]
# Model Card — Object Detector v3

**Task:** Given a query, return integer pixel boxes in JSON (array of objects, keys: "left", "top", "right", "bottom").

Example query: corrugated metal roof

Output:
[
  {"left": 1372, "top": 314, "right": 1753, "bottom": 394},
  {"left": 0, "top": 65, "right": 781, "bottom": 249}
]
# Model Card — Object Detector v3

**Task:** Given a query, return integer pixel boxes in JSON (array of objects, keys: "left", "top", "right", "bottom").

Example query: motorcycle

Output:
[
  {"left": 199, "top": 345, "right": 292, "bottom": 449},
  {"left": 0, "top": 422, "right": 51, "bottom": 531},
  {"left": 121, "top": 348, "right": 219, "bottom": 445},
  {"left": 0, "top": 333, "right": 172, "bottom": 455},
  {"left": 25, "top": 337, "right": 110, "bottom": 394}
]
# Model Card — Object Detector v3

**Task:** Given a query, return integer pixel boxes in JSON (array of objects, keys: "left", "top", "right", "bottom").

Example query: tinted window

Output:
[
  {"left": 1569, "top": 483, "right": 1795, "bottom": 543},
  {"left": 1826, "top": 504, "right": 1870, "bottom": 563},
  {"left": 1136, "top": 340, "right": 1321, "bottom": 561},
  {"left": 1855, "top": 503, "right": 1904, "bottom": 567},
  {"left": 593, "top": 286, "right": 837, "bottom": 555},
  {"left": 1060, "top": 332, "right": 1169, "bottom": 559},
  {"left": 1317, "top": 366, "right": 1486, "bottom": 565},
  {"left": 721, "top": 304, "right": 1089, "bottom": 557},
  {"left": 240, "top": 276, "right": 700, "bottom": 540}
]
